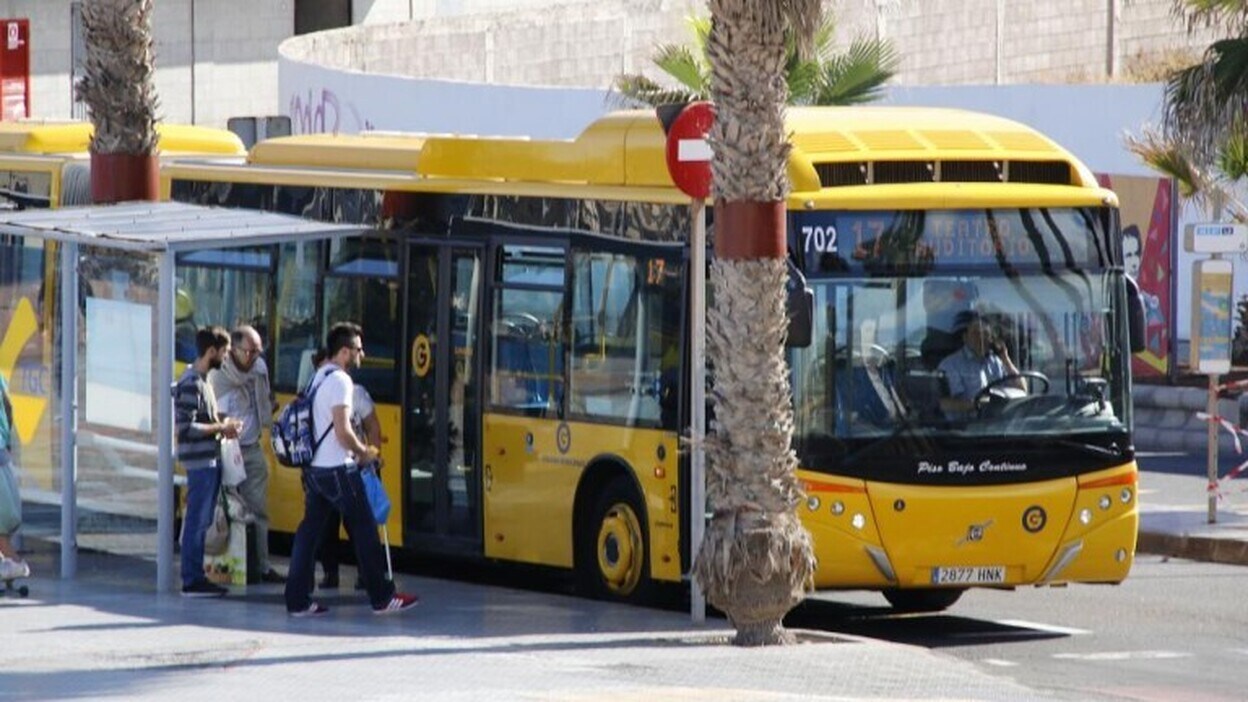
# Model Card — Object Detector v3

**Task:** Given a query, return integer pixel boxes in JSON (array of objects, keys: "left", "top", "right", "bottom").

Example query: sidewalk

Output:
[
  {"left": 1136, "top": 453, "right": 1248, "bottom": 565},
  {"left": 0, "top": 546, "right": 1062, "bottom": 702},
  {"left": 0, "top": 458, "right": 1241, "bottom": 701}
]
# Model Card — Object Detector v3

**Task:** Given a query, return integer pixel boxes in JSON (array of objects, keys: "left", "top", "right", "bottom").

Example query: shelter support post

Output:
[
  {"left": 59, "top": 242, "right": 78, "bottom": 578},
  {"left": 157, "top": 250, "right": 176, "bottom": 592}
]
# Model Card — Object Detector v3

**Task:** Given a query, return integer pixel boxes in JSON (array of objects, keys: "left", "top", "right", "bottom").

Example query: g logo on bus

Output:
[
  {"left": 1022, "top": 506, "right": 1047, "bottom": 533},
  {"left": 411, "top": 334, "right": 432, "bottom": 378},
  {"left": 556, "top": 422, "right": 571, "bottom": 454}
]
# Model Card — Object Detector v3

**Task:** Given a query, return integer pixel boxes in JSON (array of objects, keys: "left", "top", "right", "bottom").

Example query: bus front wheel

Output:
[
  {"left": 576, "top": 476, "right": 652, "bottom": 603},
  {"left": 882, "top": 587, "right": 964, "bottom": 613}
]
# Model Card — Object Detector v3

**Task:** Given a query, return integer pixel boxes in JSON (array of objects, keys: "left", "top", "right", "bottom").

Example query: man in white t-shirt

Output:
[{"left": 284, "top": 322, "right": 418, "bottom": 617}]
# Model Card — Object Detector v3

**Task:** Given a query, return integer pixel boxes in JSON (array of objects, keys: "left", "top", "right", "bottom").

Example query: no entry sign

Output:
[{"left": 663, "top": 101, "right": 714, "bottom": 200}]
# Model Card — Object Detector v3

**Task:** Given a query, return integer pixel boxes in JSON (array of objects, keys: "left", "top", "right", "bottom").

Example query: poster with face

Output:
[{"left": 1097, "top": 174, "right": 1173, "bottom": 379}]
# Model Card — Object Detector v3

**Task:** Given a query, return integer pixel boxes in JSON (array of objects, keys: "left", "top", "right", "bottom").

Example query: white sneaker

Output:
[{"left": 0, "top": 558, "right": 30, "bottom": 580}]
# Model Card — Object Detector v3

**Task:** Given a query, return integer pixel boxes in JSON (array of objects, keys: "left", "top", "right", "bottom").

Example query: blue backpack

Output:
[{"left": 271, "top": 368, "right": 335, "bottom": 468}]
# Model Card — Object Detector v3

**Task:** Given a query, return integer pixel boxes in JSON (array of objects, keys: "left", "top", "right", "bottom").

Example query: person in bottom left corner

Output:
[
  {"left": 0, "top": 369, "right": 30, "bottom": 581},
  {"left": 176, "top": 326, "right": 242, "bottom": 598}
]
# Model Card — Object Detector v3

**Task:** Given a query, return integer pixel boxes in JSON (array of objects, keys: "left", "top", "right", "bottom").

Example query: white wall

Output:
[{"left": 282, "top": 52, "right": 610, "bottom": 137}]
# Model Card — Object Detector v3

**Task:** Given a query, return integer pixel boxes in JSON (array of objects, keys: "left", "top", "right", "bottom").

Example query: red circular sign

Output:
[{"left": 664, "top": 101, "right": 715, "bottom": 200}]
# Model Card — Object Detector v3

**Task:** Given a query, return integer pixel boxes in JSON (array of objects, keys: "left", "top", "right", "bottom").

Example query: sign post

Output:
[
  {"left": 661, "top": 102, "right": 713, "bottom": 622},
  {"left": 1186, "top": 221, "right": 1246, "bottom": 524}
]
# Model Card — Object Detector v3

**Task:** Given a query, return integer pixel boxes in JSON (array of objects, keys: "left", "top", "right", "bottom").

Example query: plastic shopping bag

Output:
[{"left": 220, "top": 438, "right": 246, "bottom": 487}]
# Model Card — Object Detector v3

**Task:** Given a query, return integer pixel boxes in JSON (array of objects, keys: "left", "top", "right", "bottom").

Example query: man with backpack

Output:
[{"left": 284, "top": 322, "right": 419, "bottom": 617}]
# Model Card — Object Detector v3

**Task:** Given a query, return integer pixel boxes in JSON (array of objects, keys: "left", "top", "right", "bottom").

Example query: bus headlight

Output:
[
  {"left": 807, "top": 496, "right": 821, "bottom": 511},
  {"left": 1079, "top": 508, "right": 1092, "bottom": 525},
  {"left": 1098, "top": 495, "right": 1112, "bottom": 511},
  {"left": 851, "top": 513, "right": 866, "bottom": 530},
  {"left": 830, "top": 500, "right": 845, "bottom": 516},
  {"left": 1120, "top": 487, "right": 1133, "bottom": 504}
]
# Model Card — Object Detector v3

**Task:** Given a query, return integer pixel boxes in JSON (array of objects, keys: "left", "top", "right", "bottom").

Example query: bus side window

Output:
[{"left": 489, "top": 284, "right": 564, "bottom": 417}]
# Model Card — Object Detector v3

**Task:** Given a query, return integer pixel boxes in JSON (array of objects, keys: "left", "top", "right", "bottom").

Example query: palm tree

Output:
[
  {"left": 615, "top": 14, "right": 896, "bottom": 107},
  {"left": 1157, "top": 1, "right": 1248, "bottom": 174},
  {"left": 77, "top": 0, "right": 160, "bottom": 203},
  {"left": 690, "top": 0, "right": 819, "bottom": 647}
]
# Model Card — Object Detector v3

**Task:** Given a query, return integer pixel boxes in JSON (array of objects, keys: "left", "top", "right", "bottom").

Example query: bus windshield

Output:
[{"left": 790, "top": 207, "right": 1130, "bottom": 481}]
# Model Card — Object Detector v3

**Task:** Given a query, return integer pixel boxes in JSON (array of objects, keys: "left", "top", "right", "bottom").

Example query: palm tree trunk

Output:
[
  {"left": 692, "top": 0, "right": 818, "bottom": 647},
  {"left": 77, "top": 0, "right": 160, "bottom": 204}
]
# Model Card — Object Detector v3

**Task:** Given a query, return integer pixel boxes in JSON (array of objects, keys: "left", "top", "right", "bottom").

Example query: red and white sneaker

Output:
[{"left": 372, "top": 592, "right": 419, "bottom": 615}]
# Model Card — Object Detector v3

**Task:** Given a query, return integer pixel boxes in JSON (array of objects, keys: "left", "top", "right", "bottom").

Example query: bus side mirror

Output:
[
  {"left": 786, "top": 259, "right": 813, "bottom": 348},
  {"left": 1125, "top": 275, "right": 1146, "bottom": 354}
]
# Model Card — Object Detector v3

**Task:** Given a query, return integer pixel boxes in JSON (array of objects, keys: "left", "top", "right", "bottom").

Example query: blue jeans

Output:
[
  {"left": 180, "top": 466, "right": 221, "bottom": 588},
  {"left": 285, "top": 464, "right": 394, "bottom": 612}
]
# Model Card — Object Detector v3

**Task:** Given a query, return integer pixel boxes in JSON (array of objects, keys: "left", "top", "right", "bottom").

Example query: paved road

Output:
[{"left": 792, "top": 554, "right": 1247, "bottom": 701}]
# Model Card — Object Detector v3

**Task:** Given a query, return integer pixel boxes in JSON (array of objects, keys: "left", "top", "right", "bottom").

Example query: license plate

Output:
[{"left": 930, "top": 565, "right": 1006, "bottom": 585}]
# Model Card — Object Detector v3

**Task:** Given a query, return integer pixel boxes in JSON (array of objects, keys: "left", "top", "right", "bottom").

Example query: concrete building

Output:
[{"left": 0, "top": 1, "right": 1224, "bottom": 129}]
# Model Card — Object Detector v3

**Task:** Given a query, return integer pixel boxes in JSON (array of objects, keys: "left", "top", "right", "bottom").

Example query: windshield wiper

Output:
[{"left": 1051, "top": 438, "right": 1123, "bottom": 459}]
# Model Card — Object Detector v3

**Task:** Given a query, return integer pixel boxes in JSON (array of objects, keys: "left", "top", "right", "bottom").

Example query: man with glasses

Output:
[
  {"left": 285, "top": 322, "right": 419, "bottom": 617},
  {"left": 209, "top": 324, "right": 285, "bottom": 584}
]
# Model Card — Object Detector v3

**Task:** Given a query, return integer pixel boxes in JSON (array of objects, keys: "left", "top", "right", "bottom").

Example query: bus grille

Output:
[{"left": 813, "top": 159, "right": 1074, "bottom": 187}]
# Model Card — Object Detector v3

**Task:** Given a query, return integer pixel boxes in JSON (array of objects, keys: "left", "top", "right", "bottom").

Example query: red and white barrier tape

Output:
[{"left": 1195, "top": 412, "right": 1246, "bottom": 455}]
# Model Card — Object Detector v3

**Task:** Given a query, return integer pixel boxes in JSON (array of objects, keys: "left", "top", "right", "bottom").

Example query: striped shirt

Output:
[{"left": 175, "top": 366, "right": 222, "bottom": 471}]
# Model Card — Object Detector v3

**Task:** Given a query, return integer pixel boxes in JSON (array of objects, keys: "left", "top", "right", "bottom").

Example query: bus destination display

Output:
[{"left": 793, "top": 209, "right": 1103, "bottom": 273}]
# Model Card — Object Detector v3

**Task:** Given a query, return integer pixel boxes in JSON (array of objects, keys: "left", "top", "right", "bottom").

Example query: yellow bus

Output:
[
  {"left": 162, "top": 107, "right": 1141, "bottom": 611},
  {"left": 0, "top": 121, "right": 245, "bottom": 496}
]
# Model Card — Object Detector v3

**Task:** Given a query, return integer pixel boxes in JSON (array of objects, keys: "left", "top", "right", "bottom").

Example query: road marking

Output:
[
  {"left": 981, "top": 658, "right": 1018, "bottom": 667},
  {"left": 1052, "top": 651, "right": 1192, "bottom": 661},
  {"left": 995, "top": 619, "right": 1091, "bottom": 636}
]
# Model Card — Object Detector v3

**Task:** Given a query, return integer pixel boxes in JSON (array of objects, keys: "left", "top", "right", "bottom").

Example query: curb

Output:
[{"left": 1136, "top": 530, "right": 1248, "bottom": 566}]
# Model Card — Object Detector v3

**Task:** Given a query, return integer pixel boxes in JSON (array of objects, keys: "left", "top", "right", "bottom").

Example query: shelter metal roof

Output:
[{"left": 0, "top": 201, "right": 366, "bottom": 251}]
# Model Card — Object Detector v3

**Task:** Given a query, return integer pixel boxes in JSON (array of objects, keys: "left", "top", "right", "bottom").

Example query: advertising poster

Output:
[
  {"left": 1096, "top": 174, "right": 1173, "bottom": 378},
  {"left": 1191, "top": 259, "right": 1233, "bottom": 374},
  {"left": 85, "top": 297, "right": 153, "bottom": 432}
]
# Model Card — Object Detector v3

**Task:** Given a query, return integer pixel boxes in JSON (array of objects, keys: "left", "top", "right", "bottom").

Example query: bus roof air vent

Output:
[
  {"left": 1006, "top": 160, "right": 1073, "bottom": 185},
  {"left": 811, "top": 158, "right": 1074, "bottom": 187},
  {"left": 941, "top": 160, "right": 1003, "bottom": 182},
  {"left": 874, "top": 161, "right": 935, "bottom": 184},
  {"left": 814, "top": 162, "right": 867, "bottom": 186}
]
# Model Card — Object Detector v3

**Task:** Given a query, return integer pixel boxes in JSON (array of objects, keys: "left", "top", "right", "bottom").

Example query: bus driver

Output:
[{"left": 938, "top": 311, "right": 1023, "bottom": 419}]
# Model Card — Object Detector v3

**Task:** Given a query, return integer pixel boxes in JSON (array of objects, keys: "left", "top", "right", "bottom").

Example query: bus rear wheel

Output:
[
  {"left": 577, "top": 476, "right": 652, "bottom": 603},
  {"left": 882, "top": 588, "right": 964, "bottom": 613}
]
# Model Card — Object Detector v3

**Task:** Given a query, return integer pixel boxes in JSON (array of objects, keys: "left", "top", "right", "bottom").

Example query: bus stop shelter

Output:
[{"left": 0, "top": 201, "right": 366, "bottom": 592}]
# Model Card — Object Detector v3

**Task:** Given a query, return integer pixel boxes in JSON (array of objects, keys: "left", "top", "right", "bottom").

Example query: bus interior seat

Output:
[{"left": 900, "top": 370, "right": 948, "bottom": 421}]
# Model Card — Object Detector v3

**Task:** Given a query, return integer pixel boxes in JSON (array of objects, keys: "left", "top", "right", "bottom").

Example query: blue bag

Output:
[{"left": 361, "top": 465, "right": 390, "bottom": 524}]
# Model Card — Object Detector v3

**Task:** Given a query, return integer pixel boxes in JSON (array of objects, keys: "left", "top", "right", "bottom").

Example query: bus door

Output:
[{"left": 405, "top": 242, "right": 483, "bottom": 551}]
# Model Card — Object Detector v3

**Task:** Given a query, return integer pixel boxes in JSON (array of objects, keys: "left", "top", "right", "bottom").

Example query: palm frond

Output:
[
  {"left": 609, "top": 74, "right": 699, "bottom": 108},
  {"left": 1163, "top": 36, "right": 1248, "bottom": 169},
  {"left": 813, "top": 36, "right": 899, "bottom": 106},
  {"left": 1124, "top": 126, "right": 1248, "bottom": 222},
  {"left": 1168, "top": 0, "right": 1248, "bottom": 33},
  {"left": 1217, "top": 130, "right": 1248, "bottom": 181},
  {"left": 653, "top": 42, "right": 710, "bottom": 97}
]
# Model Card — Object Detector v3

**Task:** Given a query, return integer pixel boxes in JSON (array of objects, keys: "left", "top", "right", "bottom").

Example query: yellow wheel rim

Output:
[{"left": 596, "top": 502, "right": 643, "bottom": 595}]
